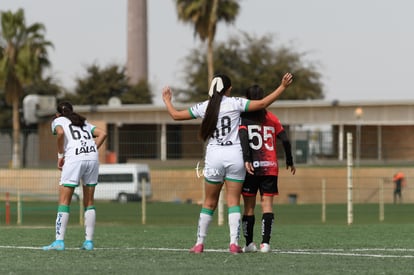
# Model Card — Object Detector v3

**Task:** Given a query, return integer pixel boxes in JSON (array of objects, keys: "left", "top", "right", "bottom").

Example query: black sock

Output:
[
  {"left": 242, "top": 215, "right": 255, "bottom": 245},
  {"left": 261, "top": 212, "right": 274, "bottom": 244}
]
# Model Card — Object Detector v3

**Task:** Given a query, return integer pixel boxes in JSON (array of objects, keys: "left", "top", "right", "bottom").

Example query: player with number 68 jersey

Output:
[
  {"left": 163, "top": 73, "right": 293, "bottom": 254},
  {"left": 189, "top": 96, "right": 249, "bottom": 147}
]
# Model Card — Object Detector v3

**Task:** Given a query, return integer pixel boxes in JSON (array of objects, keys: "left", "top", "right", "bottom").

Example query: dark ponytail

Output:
[
  {"left": 199, "top": 92, "right": 223, "bottom": 141},
  {"left": 57, "top": 101, "right": 86, "bottom": 127},
  {"left": 241, "top": 85, "right": 266, "bottom": 123},
  {"left": 199, "top": 74, "right": 232, "bottom": 141}
]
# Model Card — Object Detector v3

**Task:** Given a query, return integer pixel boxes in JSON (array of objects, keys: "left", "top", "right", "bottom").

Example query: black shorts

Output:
[{"left": 242, "top": 175, "right": 278, "bottom": 197}]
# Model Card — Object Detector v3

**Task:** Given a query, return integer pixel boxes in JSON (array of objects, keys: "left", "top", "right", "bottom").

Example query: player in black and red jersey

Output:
[{"left": 239, "top": 84, "right": 296, "bottom": 253}]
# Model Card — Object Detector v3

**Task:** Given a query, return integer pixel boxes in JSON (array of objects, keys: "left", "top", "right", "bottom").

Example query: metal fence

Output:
[
  {"left": 1, "top": 127, "right": 413, "bottom": 207},
  {"left": 2, "top": 125, "right": 414, "bottom": 168}
]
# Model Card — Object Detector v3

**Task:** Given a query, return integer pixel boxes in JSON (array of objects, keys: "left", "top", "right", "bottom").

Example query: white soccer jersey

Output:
[
  {"left": 51, "top": 117, "right": 98, "bottom": 163},
  {"left": 189, "top": 96, "right": 250, "bottom": 146}
]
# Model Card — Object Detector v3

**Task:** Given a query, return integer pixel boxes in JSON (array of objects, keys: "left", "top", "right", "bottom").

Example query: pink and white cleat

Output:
[
  {"left": 229, "top": 243, "right": 243, "bottom": 254},
  {"left": 189, "top": 243, "right": 204, "bottom": 253}
]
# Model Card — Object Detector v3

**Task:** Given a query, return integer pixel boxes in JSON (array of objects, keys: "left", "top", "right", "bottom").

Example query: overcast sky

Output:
[{"left": 2, "top": 0, "right": 413, "bottom": 105}]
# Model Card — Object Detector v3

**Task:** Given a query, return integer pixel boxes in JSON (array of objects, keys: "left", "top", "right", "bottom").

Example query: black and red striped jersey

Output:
[{"left": 239, "top": 111, "right": 284, "bottom": 176}]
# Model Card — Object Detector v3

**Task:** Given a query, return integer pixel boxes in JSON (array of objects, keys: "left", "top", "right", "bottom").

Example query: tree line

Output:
[{"left": 0, "top": 1, "right": 323, "bottom": 167}]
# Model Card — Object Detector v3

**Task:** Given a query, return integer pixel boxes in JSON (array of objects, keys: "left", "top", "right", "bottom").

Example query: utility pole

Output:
[{"left": 127, "top": 0, "right": 148, "bottom": 85}]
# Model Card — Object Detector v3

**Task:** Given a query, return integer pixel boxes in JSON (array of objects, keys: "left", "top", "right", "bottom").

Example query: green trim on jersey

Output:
[
  {"left": 228, "top": 205, "right": 241, "bottom": 214},
  {"left": 91, "top": 126, "right": 96, "bottom": 137},
  {"left": 244, "top": 100, "right": 251, "bottom": 112},
  {"left": 52, "top": 124, "right": 62, "bottom": 135},
  {"left": 188, "top": 108, "right": 197, "bottom": 119}
]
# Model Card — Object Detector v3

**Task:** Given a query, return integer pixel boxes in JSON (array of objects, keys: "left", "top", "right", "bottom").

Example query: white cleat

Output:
[
  {"left": 260, "top": 243, "right": 271, "bottom": 253},
  {"left": 242, "top": 242, "right": 258, "bottom": 253}
]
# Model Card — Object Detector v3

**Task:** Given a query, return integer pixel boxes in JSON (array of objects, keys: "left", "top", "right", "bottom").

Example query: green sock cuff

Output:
[
  {"left": 58, "top": 205, "right": 70, "bottom": 213},
  {"left": 84, "top": 206, "right": 96, "bottom": 211},
  {"left": 201, "top": 208, "right": 214, "bottom": 216},
  {"left": 228, "top": 205, "right": 241, "bottom": 214}
]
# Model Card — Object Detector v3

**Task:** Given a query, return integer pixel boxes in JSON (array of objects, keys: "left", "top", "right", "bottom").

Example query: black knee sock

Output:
[
  {"left": 261, "top": 212, "right": 274, "bottom": 244},
  {"left": 242, "top": 215, "right": 255, "bottom": 245}
]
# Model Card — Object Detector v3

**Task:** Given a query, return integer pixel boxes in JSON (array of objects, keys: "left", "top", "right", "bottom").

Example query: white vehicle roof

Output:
[{"left": 99, "top": 163, "right": 150, "bottom": 172}]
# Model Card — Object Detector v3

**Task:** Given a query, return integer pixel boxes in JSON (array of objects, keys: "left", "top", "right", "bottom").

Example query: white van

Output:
[{"left": 74, "top": 163, "right": 152, "bottom": 203}]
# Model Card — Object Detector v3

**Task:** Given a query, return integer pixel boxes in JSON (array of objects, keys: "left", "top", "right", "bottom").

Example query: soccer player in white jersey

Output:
[
  {"left": 162, "top": 73, "right": 293, "bottom": 253},
  {"left": 43, "top": 101, "right": 107, "bottom": 251}
]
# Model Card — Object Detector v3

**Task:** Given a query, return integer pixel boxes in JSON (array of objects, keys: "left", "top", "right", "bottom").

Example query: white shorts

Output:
[
  {"left": 203, "top": 145, "right": 246, "bottom": 183},
  {"left": 60, "top": 160, "right": 99, "bottom": 187}
]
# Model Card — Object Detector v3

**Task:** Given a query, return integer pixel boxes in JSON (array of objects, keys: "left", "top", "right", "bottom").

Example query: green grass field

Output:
[{"left": 1, "top": 202, "right": 414, "bottom": 274}]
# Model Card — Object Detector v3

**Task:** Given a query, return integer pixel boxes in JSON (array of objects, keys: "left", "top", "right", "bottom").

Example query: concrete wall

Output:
[{"left": 1, "top": 167, "right": 412, "bottom": 205}]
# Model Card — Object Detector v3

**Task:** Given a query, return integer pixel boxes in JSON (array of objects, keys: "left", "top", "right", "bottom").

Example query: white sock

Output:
[
  {"left": 55, "top": 212, "right": 69, "bottom": 241},
  {"left": 196, "top": 212, "right": 213, "bottom": 245},
  {"left": 84, "top": 208, "right": 96, "bottom": 241},
  {"left": 228, "top": 212, "right": 241, "bottom": 245}
]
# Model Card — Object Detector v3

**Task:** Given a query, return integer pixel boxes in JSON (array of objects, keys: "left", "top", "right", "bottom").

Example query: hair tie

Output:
[{"left": 208, "top": 77, "right": 224, "bottom": 97}]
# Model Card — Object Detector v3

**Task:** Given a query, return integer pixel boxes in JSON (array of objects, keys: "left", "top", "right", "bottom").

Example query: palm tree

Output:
[
  {"left": 175, "top": 0, "right": 239, "bottom": 83},
  {"left": 0, "top": 8, "right": 53, "bottom": 168}
]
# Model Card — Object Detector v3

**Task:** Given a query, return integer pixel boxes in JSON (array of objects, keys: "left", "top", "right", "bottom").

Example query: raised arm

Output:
[
  {"left": 162, "top": 86, "right": 193, "bottom": 121},
  {"left": 247, "top": 73, "right": 293, "bottom": 112}
]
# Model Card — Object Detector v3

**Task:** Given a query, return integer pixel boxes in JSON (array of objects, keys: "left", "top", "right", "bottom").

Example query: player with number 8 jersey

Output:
[
  {"left": 162, "top": 73, "right": 293, "bottom": 253},
  {"left": 189, "top": 97, "right": 249, "bottom": 147}
]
